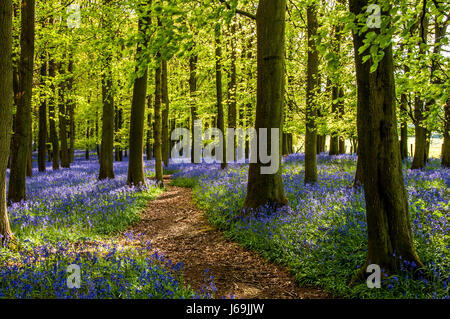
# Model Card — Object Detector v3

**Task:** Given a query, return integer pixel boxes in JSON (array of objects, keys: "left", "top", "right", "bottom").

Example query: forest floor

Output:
[{"left": 126, "top": 176, "right": 332, "bottom": 299}]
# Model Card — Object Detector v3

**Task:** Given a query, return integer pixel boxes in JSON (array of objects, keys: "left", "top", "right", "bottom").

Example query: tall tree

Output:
[
  {"left": 48, "top": 58, "right": 59, "bottom": 170},
  {"left": 161, "top": 59, "right": 170, "bottom": 167},
  {"left": 411, "top": 4, "right": 429, "bottom": 169},
  {"left": 304, "top": 3, "right": 319, "bottom": 184},
  {"left": 0, "top": 0, "right": 14, "bottom": 241},
  {"left": 154, "top": 59, "right": 164, "bottom": 186},
  {"left": 243, "top": 0, "right": 287, "bottom": 210},
  {"left": 215, "top": 24, "right": 227, "bottom": 169},
  {"left": 189, "top": 52, "right": 198, "bottom": 164},
  {"left": 227, "top": 22, "right": 237, "bottom": 161},
  {"left": 350, "top": 0, "right": 423, "bottom": 279},
  {"left": 8, "top": 0, "right": 35, "bottom": 203},
  {"left": 99, "top": 54, "right": 115, "bottom": 179},
  {"left": 38, "top": 56, "right": 47, "bottom": 172},
  {"left": 58, "top": 62, "right": 70, "bottom": 168},
  {"left": 99, "top": 0, "right": 115, "bottom": 180},
  {"left": 127, "top": 2, "right": 151, "bottom": 186}
]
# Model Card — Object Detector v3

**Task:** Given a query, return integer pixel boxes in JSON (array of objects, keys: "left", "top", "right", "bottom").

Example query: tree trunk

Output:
[
  {"left": 243, "top": 0, "right": 287, "bottom": 211},
  {"left": 0, "top": 0, "right": 14, "bottom": 241},
  {"left": 399, "top": 93, "right": 409, "bottom": 160},
  {"left": 227, "top": 22, "right": 237, "bottom": 162},
  {"left": 8, "top": 0, "right": 35, "bottom": 203},
  {"left": 411, "top": 11, "right": 429, "bottom": 169},
  {"left": 127, "top": 5, "right": 151, "bottom": 186},
  {"left": 161, "top": 59, "right": 170, "bottom": 167},
  {"left": 38, "top": 56, "right": 47, "bottom": 172},
  {"left": 443, "top": 98, "right": 450, "bottom": 167},
  {"left": 146, "top": 95, "right": 152, "bottom": 160},
  {"left": 215, "top": 24, "right": 227, "bottom": 169},
  {"left": 304, "top": 4, "right": 319, "bottom": 184},
  {"left": 67, "top": 59, "right": 75, "bottom": 163},
  {"left": 350, "top": 0, "right": 423, "bottom": 280},
  {"left": 154, "top": 59, "right": 163, "bottom": 186},
  {"left": 189, "top": 53, "right": 198, "bottom": 164},
  {"left": 99, "top": 53, "right": 115, "bottom": 180},
  {"left": 48, "top": 58, "right": 59, "bottom": 170},
  {"left": 58, "top": 62, "right": 70, "bottom": 168}
]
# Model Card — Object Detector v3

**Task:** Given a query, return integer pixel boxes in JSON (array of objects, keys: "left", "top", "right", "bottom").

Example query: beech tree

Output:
[
  {"left": 350, "top": 0, "right": 423, "bottom": 278},
  {"left": 243, "top": 0, "right": 287, "bottom": 210},
  {"left": 8, "top": 0, "right": 35, "bottom": 203},
  {"left": 0, "top": 0, "right": 14, "bottom": 241}
]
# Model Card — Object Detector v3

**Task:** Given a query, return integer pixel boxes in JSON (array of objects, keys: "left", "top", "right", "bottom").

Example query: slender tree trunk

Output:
[
  {"left": 0, "top": 0, "right": 14, "bottom": 241},
  {"left": 154, "top": 59, "right": 163, "bottom": 186},
  {"left": 99, "top": 53, "right": 115, "bottom": 180},
  {"left": 8, "top": 0, "right": 35, "bottom": 203},
  {"left": 227, "top": 22, "right": 237, "bottom": 162},
  {"left": 48, "top": 58, "right": 59, "bottom": 170},
  {"left": 443, "top": 98, "right": 450, "bottom": 167},
  {"left": 243, "top": 0, "right": 287, "bottom": 211},
  {"left": 86, "top": 120, "right": 90, "bottom": 160},
  {"left": 127, "top": 4, "right": 151, "bottom": 186},
  {"left": 215, "top": 24, "right": 227, "bottom": 169},
  {"left": 350, "top": 0, "right": 423, "bottom": 280},
  {"left": 38, "top": 56, "right": 47, "bottom": 172},
  {"left": 67, "top": 59, "right": 75, "bottom": 163},
  {"left": 400, "top": 93, "right": 409, "bottom": 160},
  {"left": 146, "top": 95, "right": 152, "bottom": 160},
  {"left": 58, "top": 62, "right": 70, "bottom": 168},
  {"left": 411, "top": 11, "right": 429, "bottom": 169},
  {"left": 304, "top": 4, "right": 319, "bottom": 184},
  {"left": 189, "top": 53, "right": 198, "bottom": 163},
  {"left": 161, "top": 59, "right": 170, "bottom": 167}
]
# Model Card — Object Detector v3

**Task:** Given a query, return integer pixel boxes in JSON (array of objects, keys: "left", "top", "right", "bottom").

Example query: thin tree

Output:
[
  {"left": 243, "top": 0, "right": 287, "bottom": 210},
  {"left": 38, "top": 55, "right": 47, "bottom": 172},
  {"left": 0, "top": 0, "right": 14, "bottom": 241},
  {"left": 350, "top": 0, "right": 423, "bottom": 280},
  {"left": 215, "top": 24, "right": 227, "bottom": 169},
  {"left": 154, "top": 58, "right": 164, "bottom": 186},
  {"left": 161, "top": 59, "right": 170, "bottom": 167},
  {"left": 127, "top": 1, "right": 151, "bottom": 186},
  {"left": 304, "top": 3, "right": 319, "bottom": 184},
  {"left": 8, "top": 0, "right": 35, "bottom": 203}
]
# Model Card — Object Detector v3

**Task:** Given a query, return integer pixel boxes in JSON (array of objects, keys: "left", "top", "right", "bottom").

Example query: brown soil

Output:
[{"left": 125, "top": 176, "right": 331, "bottom": 299}]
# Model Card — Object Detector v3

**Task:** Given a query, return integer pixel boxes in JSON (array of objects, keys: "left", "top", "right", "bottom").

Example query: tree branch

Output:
[{"left": 217, "top": 0, "right": 257, "bottom": 20}]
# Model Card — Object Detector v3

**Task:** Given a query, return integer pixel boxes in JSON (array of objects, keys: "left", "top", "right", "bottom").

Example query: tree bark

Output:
[
  {"left": 48, "top": 58, "right": 59, "bottom": 170},
  {"left": 127, "top": 4, "right": 151, "bottom": 186},
  {"left": 154, "top": 59, "right": 163, "bottom": 186},
  {"left": 215, "top": 24, "right": 227, "bottom": 169},
  {"left": 8, "top": 0, "right": 35, "bottom": 203},
  {"left": 227, "top": 22, "right": 237, "bottom": 162},
  {"left": 350, "top": 0, "right": 423, "bottom": 280},
  {"left": 161, "top": 59, "right": 170, "bottom": 167},
  {"left": 38, "top": 56, "right": 47, "bottom": 172},
  {"left": 146, "top": 95, "right": 152, "bottom": 160},
  {"left": 442, "top": 98, "right": 450, "bottom": 167},
  {"left": 58, "top": 62, "right": 70, "bottom": 168},
  {"left": 243, "top": 0, "right": 287, "bottom": 211},
  {"left": 189, "top": 53, "right": 198, "bottom": 164},
  {"left": 411, "top": 11, "right": 429, "bottom": 169},
  {"left": 99, "top": 53, "right": 115, "bottom": 180},
  {"left": 304, "top": 4, "right": 319, "bottom": 184},
  {"left": 0, "top": 0, "right": 14, "bottom": 241}
]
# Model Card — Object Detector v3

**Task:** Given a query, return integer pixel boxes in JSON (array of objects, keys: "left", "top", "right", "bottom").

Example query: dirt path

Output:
[{"left": 127, "top": 177, "right": 331, "bottom": 299}]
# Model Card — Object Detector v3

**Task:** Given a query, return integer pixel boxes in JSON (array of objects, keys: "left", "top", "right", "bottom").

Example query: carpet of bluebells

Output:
[
  {"left": 0, "top": 154, "right": 215, "bottom": 299},
  {"left": 171, "top": 154, "right": 450, "bottom": 299}
]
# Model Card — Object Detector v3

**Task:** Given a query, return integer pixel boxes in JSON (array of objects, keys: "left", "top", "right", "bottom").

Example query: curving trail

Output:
[{"left": 126, "top": 177, "right": 331, "bottom": 299}]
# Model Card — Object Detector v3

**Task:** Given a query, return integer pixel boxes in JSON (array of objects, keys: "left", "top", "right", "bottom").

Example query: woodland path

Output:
[{"left": 126, "top": 176, "right": 332, "bottom": 299}]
